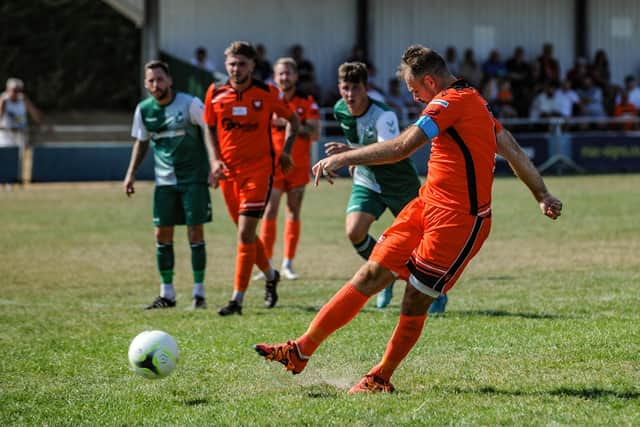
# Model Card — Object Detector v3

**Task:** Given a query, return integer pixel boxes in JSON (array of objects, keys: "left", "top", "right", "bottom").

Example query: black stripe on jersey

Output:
[
  {"left": 405, "top": 216, "right": 484, "bottom": 293},
  {"left": 446, "top": 127, "right": 478, "bottom": 216},
  {"left": 447, "top": 79, "right": 473, "bottom": 90}
]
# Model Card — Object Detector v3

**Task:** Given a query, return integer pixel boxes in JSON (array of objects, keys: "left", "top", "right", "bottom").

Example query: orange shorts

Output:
[
  {"left": 272, "top": 160, "right": 310, "bottom": 191},
  {"left": 219, "top": 172, "right": 272, "bottom": 223},
  {"left": 370, "top": 197, "right": 491, "bottom": 296}
]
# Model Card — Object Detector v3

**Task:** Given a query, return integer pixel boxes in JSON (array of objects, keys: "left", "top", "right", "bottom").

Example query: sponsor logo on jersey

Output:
[
  {"left": 386, "top": 120, "right": 397, "bottom": 134},
  {"left": 232, "top": 106, "right": 248, "bottom": 116},
  {"left": 221, "top": 118, "right": 258, "bottom": 132},
  {"left": 252, "top": 100, "right": 263, "bottom": 111}
]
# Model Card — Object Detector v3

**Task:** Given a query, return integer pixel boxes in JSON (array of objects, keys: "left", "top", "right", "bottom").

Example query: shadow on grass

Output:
[
  {"left": 451, "top": 385, "right": 639, "bottom": 400},
  {"left": 304, "top": 384, "right": 341, "bottom": 399},
  {"left": 181, "top": 398, "right": 209, "bottom": 406},
  {"left": 453, "top": 310, "right": 572, "bottom": 320}
]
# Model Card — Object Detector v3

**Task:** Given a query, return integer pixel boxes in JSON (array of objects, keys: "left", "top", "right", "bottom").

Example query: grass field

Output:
[{"left": 1, "top": 175, "right": 639, "bottom": 426}]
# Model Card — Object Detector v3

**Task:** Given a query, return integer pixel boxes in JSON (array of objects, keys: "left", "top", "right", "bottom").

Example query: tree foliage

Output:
[{"left": 0, "top": 0, "right": 140, "bottom": 111}]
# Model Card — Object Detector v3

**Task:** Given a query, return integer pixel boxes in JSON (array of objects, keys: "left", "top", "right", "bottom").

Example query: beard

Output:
[{"left": 233, "top": 74, "right": 250, "bottom": 85}]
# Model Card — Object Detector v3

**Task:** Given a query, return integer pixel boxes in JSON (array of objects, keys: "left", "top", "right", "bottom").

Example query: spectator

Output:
[
  {"left": 444, "top": 46, "right": 459, "bottom": 76},
  {"left": 0, "top": 77, "right": 43, "bottom": 184},
  {"left": 555, "top": 79, "right": 580, "bottom": 118},
  {"left": 254, "top": 44, "right": 272, "bottom": 82},
  {"left": 618, "top": 75, "right": 640, "bottom": 109},
  {"left": 566, "top": 57, "right": 590, "bottom": 90},
  {"left": 537, "top": 43, "right": 560, "bottom": 84},
  {"left": 505, "top": 46, "right": 533, "bottom": 117},
  {"left": 290, "top": 44, "right": 321, "bottom": 100},
  {"left": 529, "top": 81, "right": 562, "bottom": 119},
  {"left": 482, "top": 49, "right": 506, "bottom": 80},
  {"left": 494, "top": 78, "right": 518, "bottom": 119},
  {"left": 613, "top": 89, "right": 638, "bottom": 130},
  {"left": 589, "top": 49, "right": 611, "bottom": 89},
  {"left": 385, "top": 77, "right": 412, "bottom": 117},
  {"left": 459, "top": 48, "right": 483, "bottom": 88},
  {"left": 577, "top": 76, "right": 606, "bottom": 118},
  {"left": 191, "top": 46, "right": 216, "bottom": 72}
]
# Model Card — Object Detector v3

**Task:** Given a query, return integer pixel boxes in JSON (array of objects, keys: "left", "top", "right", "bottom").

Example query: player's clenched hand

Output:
[
  {"left": 279, "top": 152, "right": 294, "bottom": 173},
  {"left": 539, "top": 193, "right": 563, "bottom": 220},
  {"left": 209, "top": 160, "right": 228, "bottom": 189},
  {"left": 124, "top": 176, "right": 135, "bottom": 197},
  {"left": 324, "top": 142, "right": 351, "bottom": 156}
]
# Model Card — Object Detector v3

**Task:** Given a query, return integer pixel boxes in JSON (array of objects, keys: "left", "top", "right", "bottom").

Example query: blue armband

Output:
[{"left": 413, "top": 115, "right": 440, "bottom": 139}]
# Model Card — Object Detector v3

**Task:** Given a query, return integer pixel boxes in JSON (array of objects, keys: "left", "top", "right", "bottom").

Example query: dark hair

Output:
[
  {"left": 400, "top": 45, "right": 448, "bottom": 79},
  {"left": 144, "top": 60, "right": 170, "bottom": 75},
  {"left": 224, "top": 41, "right": 257, "bottom": 61},
  {"left": 338, "top": 62, "right": 368, "bottom": 84}
]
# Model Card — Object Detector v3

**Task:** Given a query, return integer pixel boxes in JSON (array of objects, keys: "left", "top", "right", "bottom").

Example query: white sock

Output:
[
  {"left": 193, "top": 283, "right": 205, "bottom": 298},
  {"left": 161, "top": 284, "right": 175, "bottom": 301},
  {"left": 232, "top": 290, "right": 245, "bottom": 304},
  {"left": 282, "top": 258, "right": 293, "bottom": 269}
]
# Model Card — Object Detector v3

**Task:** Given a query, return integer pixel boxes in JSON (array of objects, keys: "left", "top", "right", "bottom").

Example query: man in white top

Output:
[{"left": 0, "top": 78, "right": 42, "bottom": 147}]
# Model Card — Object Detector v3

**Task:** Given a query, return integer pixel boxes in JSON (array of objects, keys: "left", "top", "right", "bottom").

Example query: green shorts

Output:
[
  {"left": 153, "top": 183, "right": 212, "bottom": 226},
  {"left": 346, "top": 184, "right": 418, "bottom": 219}
]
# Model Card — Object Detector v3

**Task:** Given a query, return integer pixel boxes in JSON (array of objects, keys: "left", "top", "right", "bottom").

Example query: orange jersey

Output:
[
  {"left": 417, "top": 80, "right": 502, "bottom": 216},
  {"left": 203, "top": 80, "right": 294, "bottom": 177},
  {"left": 270, "top": 89, "right": 319, "bottom": 167}
]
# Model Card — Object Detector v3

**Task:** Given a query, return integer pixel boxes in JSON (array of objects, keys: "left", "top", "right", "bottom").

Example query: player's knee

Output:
[{"left": 352, "top": 262, "right": 391, "bottom": 296}]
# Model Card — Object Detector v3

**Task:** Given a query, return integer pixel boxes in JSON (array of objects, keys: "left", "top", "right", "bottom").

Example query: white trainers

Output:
[
  {"left": 252, "top": 271, "right": 266, "bottom": 281},
  {"left": 281, "top": 266, "right": 299, "bottom": 280}
]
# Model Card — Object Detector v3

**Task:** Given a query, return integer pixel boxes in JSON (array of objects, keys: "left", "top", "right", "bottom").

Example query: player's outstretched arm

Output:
[
  {"left": 124, "top": 140, "right": 150, "bottom": 197},
  {"left": 496, "top": 128, "right": 562, "bottom": 219},
  {"left": 312, "top": 126, "right": 426, "bottom": 186}
]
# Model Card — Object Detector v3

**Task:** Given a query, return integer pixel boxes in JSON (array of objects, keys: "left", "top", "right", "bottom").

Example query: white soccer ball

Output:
[{"left": 128, "top": 330, "right": 179, "bottom": 379}]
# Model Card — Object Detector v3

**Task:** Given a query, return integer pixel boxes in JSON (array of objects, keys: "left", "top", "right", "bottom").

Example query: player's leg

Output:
[
  {"left": 219, "top": 174, "right": 279, "bottom": 315},
  {"left": 259, "top": 187, "right": 283, "bottom": 265},
  {"left": 255, "top": 199, "right": 422, "bottom": 375},
  {"left": 281, "top": 185, "right": 305, "bottom": 279},
  {"left": 147, "top": 185, "right": 180, "bottom": 309},
  {"left": 254, "top": 261, "right": 394, "bottom": 374},
  {"left": 184, "top": 183, "right": 212, "bottom": 309},
  {"left": 352, "top": 206, "right": 492, "bottom": 393}
]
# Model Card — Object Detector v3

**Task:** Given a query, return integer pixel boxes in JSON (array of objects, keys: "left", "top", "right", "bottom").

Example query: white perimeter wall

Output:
[{"left": 160, "top": 0, "right": 357, "bottom": 94}]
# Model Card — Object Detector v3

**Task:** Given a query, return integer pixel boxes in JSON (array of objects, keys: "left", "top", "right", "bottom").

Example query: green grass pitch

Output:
[{"left": 1, "top": 175, "right": 639, "bottom": 425}]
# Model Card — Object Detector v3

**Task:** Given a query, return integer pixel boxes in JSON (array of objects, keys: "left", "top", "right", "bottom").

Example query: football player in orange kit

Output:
[
  {"left": 255, "top": 44, "right": 562, "bottom": 392},
  {"left": 203, "top": 41, "right": 299, "bottom": 315},
  {"left": 257, "top": 57, "right": 320, "bottom": 280}
]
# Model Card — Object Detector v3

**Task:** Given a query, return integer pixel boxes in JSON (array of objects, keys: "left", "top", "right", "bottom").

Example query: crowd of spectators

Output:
[{"left": 189, "top": 42, "right": 640, "bottom": 129}]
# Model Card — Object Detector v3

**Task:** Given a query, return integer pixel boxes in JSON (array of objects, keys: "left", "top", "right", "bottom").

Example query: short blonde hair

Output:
[{"left": 6, "top": 78, "right": 24, "bottom": 90}]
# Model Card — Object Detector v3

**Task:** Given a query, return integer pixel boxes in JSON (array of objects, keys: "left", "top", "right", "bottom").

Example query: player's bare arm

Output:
[
  {"left": 298, "top": 118, "right": 320, "bottom": 140},
  {"left": 203, "top": 125, "right": 228, "bottom": 188},
  {"left": 280, "top": 112, "right": 300, "bottom": 173},
  {"left": 124, "top": 139, "right": 150, "bottom": 196},
  {"left": 496, "top": 128, "right": 563, "bottom": 219},
  {"left": 313, "top": 125, "right": 426, "bottom": 186}
]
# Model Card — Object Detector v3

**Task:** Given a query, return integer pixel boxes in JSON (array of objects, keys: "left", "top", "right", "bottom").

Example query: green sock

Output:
[
  {"left": 156, "top": 242, "right": 174, "bottom": 285},
  {"left": 191, "top": 241, "right": 206, "bottom": 283},
  {"left": 353, "top": 234, "right": 376, "bottom": 260}
]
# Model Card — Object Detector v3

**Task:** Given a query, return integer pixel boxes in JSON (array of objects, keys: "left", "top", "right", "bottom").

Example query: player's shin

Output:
[
  {"left": 190, "top": 241, "right": 206, "bottom": 297},
  {"left": 296, "top": 282, "right": 369, "bottom": 357},
  {"left": 368, "top": 313, "right": 427, "bottom": 381},
  {"left": 156, "top": 242, "right": 175, "bottom": 299}
]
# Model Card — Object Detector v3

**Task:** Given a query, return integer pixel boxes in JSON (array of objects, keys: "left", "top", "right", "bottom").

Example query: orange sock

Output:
[
  {"left": 369, "top": 313, "right": 427, "bottom": 382},
  {"left": 259, "top": 218, "right": 277, "bottom": 260},
  {"left": 283, "top": 219, "right": 300, "bottom": 260},
  {"left": 255, "top": 237, "right": 271, "bottom": 272},
  {"left": 296, "top": 283, "right": 369, "bottom": 357},
  {"left": 235, "top": 242, "right": 256, "bottom": 292}
]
